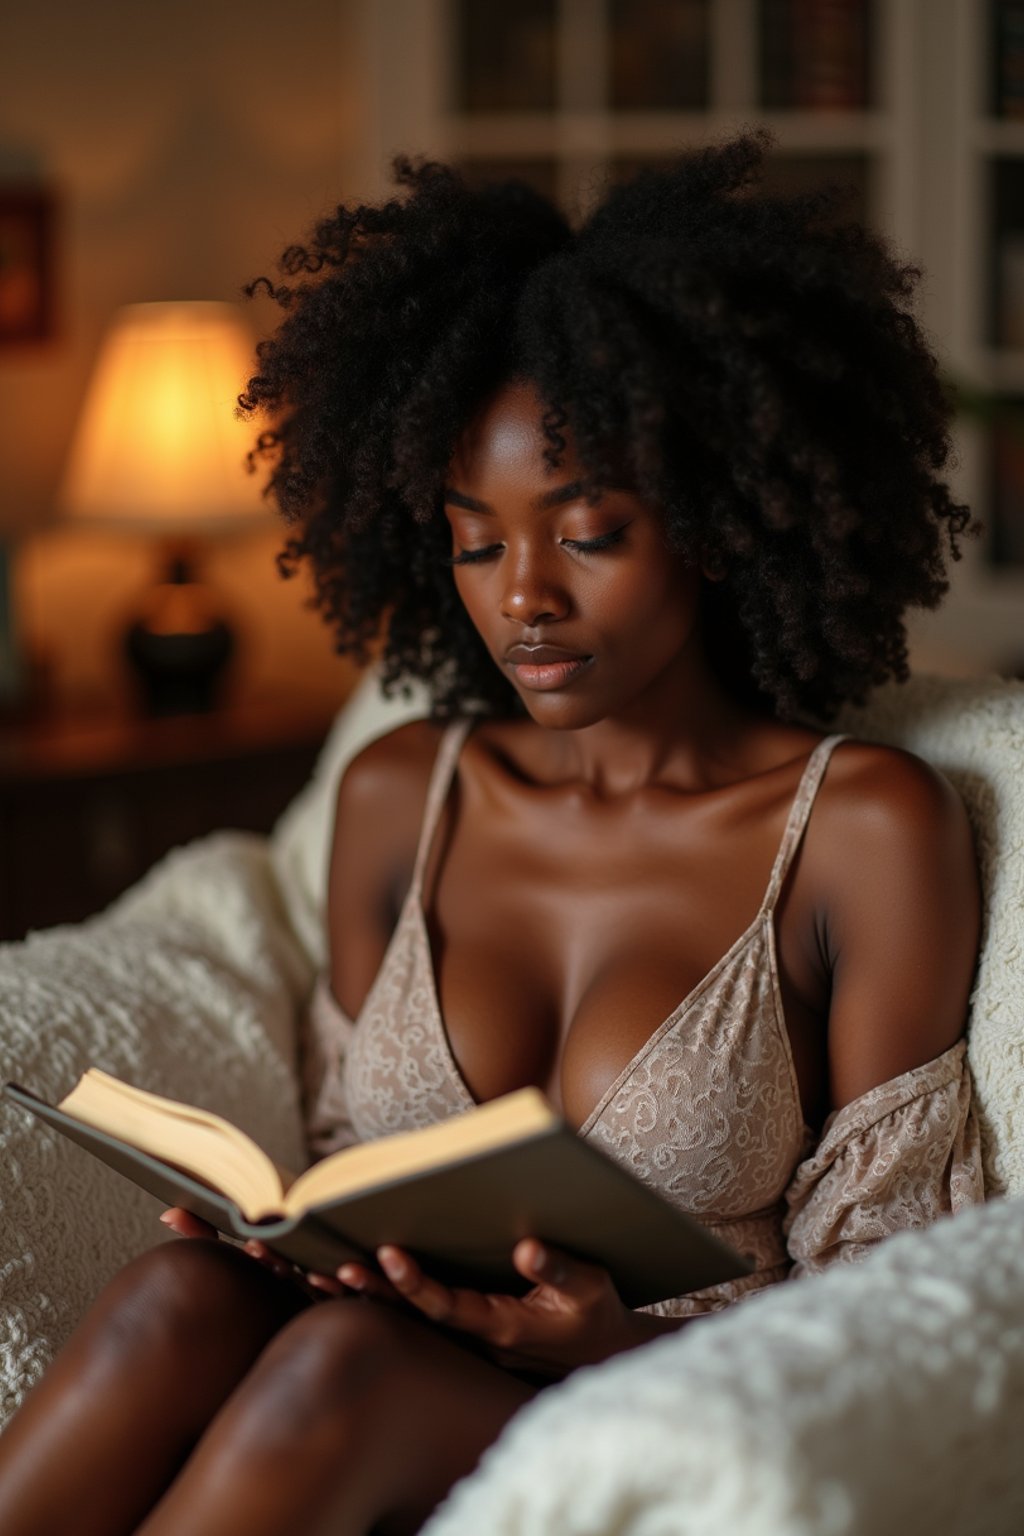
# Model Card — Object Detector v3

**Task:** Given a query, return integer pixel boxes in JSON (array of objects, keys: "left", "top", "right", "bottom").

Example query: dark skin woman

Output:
[{"left": 0, "top": 129, "right": 984, "bottom": 1535}]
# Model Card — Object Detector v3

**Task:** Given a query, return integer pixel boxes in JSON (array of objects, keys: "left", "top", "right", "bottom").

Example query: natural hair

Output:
[{"left": 238, "top": 126, "right": 979, "bottom": 724}]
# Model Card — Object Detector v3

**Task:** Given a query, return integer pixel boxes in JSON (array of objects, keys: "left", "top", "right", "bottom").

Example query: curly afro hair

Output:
[{"left": 239, "top": 126, "right": 979, "bottom": 725}]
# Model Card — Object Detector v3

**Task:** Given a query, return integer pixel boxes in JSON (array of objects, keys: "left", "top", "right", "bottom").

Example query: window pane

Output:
[
  {"left": 991, "top": 1, "right": 1024, "bottom": 119},
  {"left": 988, "top": 399, "right": 1024, "bottom": 566},
  {"left": 451, "top": 0, "right": 558, "bottom": 112},
  {"left": 759, "top": 0, "right": 874, "bottom": 111},
  {"left": 990, "top": 159, "right": 1024, "bottom": 347},
  {"left": 609, "top": 0, "right": 710, "bottom": 110}
]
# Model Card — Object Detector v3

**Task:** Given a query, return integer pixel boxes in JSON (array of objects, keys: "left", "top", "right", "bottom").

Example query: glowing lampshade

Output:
[{"left": 60, "top": 301, "right": 266, "bottom": 533}]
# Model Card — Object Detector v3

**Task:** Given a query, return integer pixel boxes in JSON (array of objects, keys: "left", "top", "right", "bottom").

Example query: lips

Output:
[
  {"left": 504, "top": 647, "right": 595, "bottom": 693},
  {"left": 504, "top": 644, "right": 591, "bottom": 665}
]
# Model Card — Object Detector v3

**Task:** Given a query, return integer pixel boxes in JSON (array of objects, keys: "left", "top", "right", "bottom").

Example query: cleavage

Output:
[{"left": 419, "top": 782, "right": 777, "bottom": 1128}]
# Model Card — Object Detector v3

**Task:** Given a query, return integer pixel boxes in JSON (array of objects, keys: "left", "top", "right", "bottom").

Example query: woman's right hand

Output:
[
  {"left": 159, "top": 1206, "right": 325, "bottom": 1299},
  {"left": 158, "top": 1207, "right": 407, "bottom": 1308}
]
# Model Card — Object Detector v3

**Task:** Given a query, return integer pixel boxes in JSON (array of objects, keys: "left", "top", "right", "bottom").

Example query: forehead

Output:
[{"left": 447, "top": 378, "right": 582, "bottom": 485}]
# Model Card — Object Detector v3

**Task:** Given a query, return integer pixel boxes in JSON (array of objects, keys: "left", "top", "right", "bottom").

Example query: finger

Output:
[
  {"left": 243, "top": 1240, "right": 294, "bottom": 1278},
  {"left": 307, "top": 1272, "right": 347, "bottom": 1296},
  {"left": 337, "top": 1260, "right": 407, "bottom": 1306},
  {"left": 159, "top": 1208, "right": 218, "bottom": 1241},
  {"left": 512, "top": 1239, "right": 608, "bottom": 1299},
  {"left": 375, "top": 1247, "right": 519, "bottom": 1341},
  {"left": 513, "top": 1239, "right": 568, "bottom": 1288},
  {"left": 238, "top": 1245, "right": 335, "bottom": 1304},
  {"left": 376, "top": 1246, "right": 465, "bottom": 1323}
]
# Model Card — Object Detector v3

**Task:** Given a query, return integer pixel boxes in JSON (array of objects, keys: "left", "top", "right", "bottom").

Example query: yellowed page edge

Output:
[
  {"left": 286, "top": 1087, "right": 558, "bottom": 1214},
  {"left": 60, "top": 1070, "right": 287, "bottom": 1220}
]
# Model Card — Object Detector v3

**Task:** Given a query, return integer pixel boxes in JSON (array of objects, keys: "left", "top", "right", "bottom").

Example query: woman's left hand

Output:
[{"left": 336, "top": 1238, "right": 645, "bottom": 1379}]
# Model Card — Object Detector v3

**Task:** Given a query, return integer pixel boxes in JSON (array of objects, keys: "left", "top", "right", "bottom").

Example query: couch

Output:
[{"left": 1, "top": 668, "right": 1023, "bottom": 1535}]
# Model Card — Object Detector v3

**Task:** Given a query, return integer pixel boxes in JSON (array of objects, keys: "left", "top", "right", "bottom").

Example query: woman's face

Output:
[{"left": 443, "top": 377, "right": 707, "bottom": 730}]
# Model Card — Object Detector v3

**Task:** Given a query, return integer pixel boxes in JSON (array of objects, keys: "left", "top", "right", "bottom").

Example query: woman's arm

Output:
[
  {"left": 818, "top": 743, "right": 982, "bottom": 1109},
  {"left": 325, "top": 718, "right": 445, "bottom": 1020},
  {"left": 782, "top": 743, "right": 985, "bottom": 1280}
]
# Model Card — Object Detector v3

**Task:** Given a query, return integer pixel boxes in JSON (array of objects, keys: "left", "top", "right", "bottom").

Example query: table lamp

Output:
[{"left": 59, "top": 300, "right": 269, "bottom": 715}]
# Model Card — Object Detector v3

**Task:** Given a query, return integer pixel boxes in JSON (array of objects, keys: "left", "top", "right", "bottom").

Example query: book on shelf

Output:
[{"left": 3, "top": 1070, "right": 752, "bottom": 1309}]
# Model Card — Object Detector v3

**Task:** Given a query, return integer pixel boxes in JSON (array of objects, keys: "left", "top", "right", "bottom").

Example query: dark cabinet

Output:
[{"left": 0, "top": 697, "right": 344, "bottom": 941}]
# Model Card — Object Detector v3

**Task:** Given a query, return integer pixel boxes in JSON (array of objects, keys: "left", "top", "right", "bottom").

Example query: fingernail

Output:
[
  {"left": 158, "top": 1213, "right": 173, "bottom": 1225},
  {"left": 378, "top": 1248, "right": 406, "bottom": 1280},
  {"left": 338, "top": 1267, "right": 364, "bottom": 1289},
  {"left": 531, "top": 1245, "right": 546, "bottom": 1272}
]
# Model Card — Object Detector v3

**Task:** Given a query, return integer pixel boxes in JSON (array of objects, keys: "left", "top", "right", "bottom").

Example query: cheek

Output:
[
  {"left": 595, "top": 562, "right": 699, "bottom": 649},
  {"left": 452, "top": 570, "right": 482, "bottom": 620},
  {"left": 451, "top": 572, "right": 497, "bottom": 645}
]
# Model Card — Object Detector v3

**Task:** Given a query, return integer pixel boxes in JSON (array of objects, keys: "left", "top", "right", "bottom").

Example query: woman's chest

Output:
[
  {"left": 343, "top": 808, "right": 813, "bottom": 1214},
  {"left": 411, "top": 784, "right": 827, "bottom": 1130}
]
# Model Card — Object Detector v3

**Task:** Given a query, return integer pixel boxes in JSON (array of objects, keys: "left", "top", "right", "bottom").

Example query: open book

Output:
[{"left": 3, "top": 1070, "right": 752, "bottom": 1308}]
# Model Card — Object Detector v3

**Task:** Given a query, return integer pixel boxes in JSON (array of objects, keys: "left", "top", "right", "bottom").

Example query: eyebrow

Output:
[{"left": 443, "top": 480, "right": 586, "bottom": 515}]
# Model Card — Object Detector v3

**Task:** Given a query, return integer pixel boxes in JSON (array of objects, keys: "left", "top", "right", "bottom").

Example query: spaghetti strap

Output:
[
  {"left": 761, "top": 733, "right": 851, "bottom": 915},
  {"left": 408, "top": 717, "right": 476, "bottom": 900}
]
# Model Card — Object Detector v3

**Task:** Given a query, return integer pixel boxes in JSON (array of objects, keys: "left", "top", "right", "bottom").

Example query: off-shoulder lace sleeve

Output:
[
  {"left": 297, "top": 972, "right": 362, "bottom": 1161},
  {"left": 782, "top": 1039, "right": 984, "bottom": 1281}
]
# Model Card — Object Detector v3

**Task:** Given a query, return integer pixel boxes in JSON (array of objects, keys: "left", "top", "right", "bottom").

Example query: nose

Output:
[{"left": 499, "top": 547, "right": 570, "bottom": 627}]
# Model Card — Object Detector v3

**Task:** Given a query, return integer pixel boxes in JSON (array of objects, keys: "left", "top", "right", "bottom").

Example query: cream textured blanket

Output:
[
  {"left": 423, "top": 1192, "right": 1024, "bottom": 1536},
  {"left": 0, "top": 836, "right": 313, "bottom": 1423},
  {"left": 1, "top": 668, "right": 1022, "bottom": 1535}
]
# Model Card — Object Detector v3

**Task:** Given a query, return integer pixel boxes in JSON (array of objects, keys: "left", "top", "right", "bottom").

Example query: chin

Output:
[{"left": 511, "top": 690, "right": 612, "bottom": 732}]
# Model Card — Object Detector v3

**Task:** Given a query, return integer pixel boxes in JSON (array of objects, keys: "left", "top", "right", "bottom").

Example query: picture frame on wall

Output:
[{"left": 0, "top": 187, "right": 56, "bottom": 345}]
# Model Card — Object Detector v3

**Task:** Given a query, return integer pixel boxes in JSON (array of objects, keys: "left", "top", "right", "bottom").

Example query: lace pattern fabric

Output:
[
  {"left": 302, "top": 720, "right": 984, "bottom": 1316},
  {"left": 783, "top": 1036, "right": 982, "bottom": 1279}
]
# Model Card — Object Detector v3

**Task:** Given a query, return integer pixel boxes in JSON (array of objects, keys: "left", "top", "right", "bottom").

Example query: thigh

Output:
[
  {"left": 0, "top": 1240, "right": 317, "bottom": 1536},
  {"left": 370, "top": 1319, "right": 550, "bottom": 1536},
  {"left": 294, "top": 1302, "right": 552, "bottom": 1536},
  {"left": 130, "top": 1292, "right": 551, "bottom": 1536}
]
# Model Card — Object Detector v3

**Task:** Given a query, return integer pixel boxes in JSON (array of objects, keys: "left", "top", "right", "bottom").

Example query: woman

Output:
[{"left": 0, "top": 128, "right": 985, "bottom": 1536}]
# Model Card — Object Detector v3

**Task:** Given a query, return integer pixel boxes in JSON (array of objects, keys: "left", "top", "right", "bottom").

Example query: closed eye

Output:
[
  {"left": 566, "top": 525, "right": 630, "bottom": 555},
  {"left": 442, "top": 524, "right": 630, "bottom": 568}
]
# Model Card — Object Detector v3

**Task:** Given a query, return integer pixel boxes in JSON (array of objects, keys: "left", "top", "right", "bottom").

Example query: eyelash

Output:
[{"left": 442, "top": 525, "right": 629, "bottom": 568}]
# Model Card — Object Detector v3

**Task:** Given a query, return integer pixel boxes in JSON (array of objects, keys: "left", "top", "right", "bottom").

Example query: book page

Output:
[
  {"left": 59, "top": 1071, "right": 288, "bottom": 1219},
  {"left": 284, "top": 1086, "right": 558, "bottom": 1214}
]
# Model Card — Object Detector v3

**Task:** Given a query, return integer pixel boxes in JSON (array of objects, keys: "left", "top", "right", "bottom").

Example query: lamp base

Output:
[{"left": 124, "top": 548, "right": 234, "bottom": 716}]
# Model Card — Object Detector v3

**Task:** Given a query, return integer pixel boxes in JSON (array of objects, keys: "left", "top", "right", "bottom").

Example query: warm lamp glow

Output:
[{"left": 59, "top": 301, "right": 267, "bottom": 533}]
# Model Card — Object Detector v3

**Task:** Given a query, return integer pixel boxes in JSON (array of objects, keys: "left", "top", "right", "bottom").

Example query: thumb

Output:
[{"left": 514, "top": 1239, "right": 598, "bottom": 1294}]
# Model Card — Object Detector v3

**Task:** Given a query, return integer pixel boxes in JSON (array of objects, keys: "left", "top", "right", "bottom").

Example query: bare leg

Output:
[
  {"left": 135, "top": 1290, "right": 545, "bottom": 1536},
  {"left": 0, "top": 1238, "right": 311, "bottom": 1536}
]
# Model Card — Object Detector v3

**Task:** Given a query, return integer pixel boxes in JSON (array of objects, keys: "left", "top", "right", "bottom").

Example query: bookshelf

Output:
[{"left": 353, "top": 0, "right": 1024, "bottom": 678}]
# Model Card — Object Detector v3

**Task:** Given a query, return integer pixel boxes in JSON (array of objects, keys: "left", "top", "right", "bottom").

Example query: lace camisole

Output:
[{"left": 301, "top": 720, "right": 984, "bottom": 1317}]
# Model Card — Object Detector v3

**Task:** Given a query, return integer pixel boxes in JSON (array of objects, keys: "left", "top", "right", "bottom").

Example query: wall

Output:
[{"left": 0, "top": 0, "right": 375, "bottom": 712}]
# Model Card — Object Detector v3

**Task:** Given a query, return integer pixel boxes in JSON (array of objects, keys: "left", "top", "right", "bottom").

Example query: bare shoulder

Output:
[
  {"left": 326, "top": 717, "right": 448, "bottom": 1018},
  {"left": 331, "top": 716, "right": 449, "bottom": 893},
  {"left": 819, "top": 736, "right": 976, "bottom": 861},
  {"left": 333, "top": 717, "right": 448, "bottom": 818},
  {"left": 810, "top": 736, "right": 982, "bottom": 1105}
]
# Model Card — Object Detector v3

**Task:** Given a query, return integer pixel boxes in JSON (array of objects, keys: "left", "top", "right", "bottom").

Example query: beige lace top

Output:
[{"left": 300, "top": 720, "right": 984, "bottom": 1318}]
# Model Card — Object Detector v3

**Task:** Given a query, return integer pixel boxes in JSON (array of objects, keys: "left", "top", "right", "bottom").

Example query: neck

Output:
[{"left": 534, "top": 644, "right": 769, "bottom": 800}]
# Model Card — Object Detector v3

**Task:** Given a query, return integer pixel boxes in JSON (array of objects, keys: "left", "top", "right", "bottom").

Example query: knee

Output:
[
  {"left": 82, "top": 1238, "right": 280, "bottom": 1368},
  {"left": 228, "top": 1297, "right": 408, "bottom": 1443}
]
